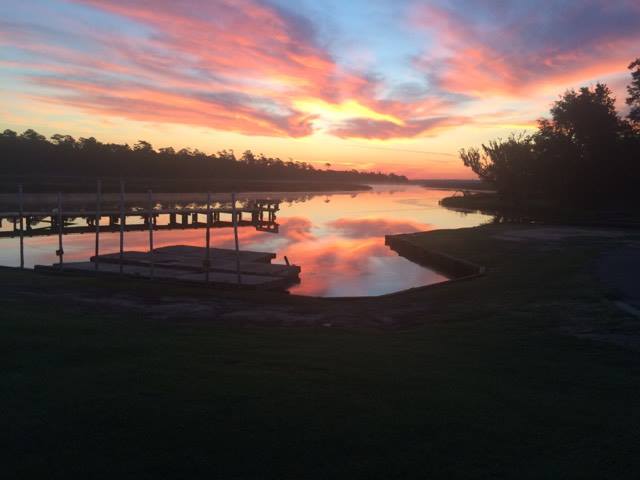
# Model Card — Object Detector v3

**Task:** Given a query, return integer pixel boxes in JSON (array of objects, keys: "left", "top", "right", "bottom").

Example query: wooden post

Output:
[
  {"left": 18, "top": 184, "right": 24, "bottom": 269},
  {"left": 94, "top": 179, "right": 101, "bottom": 271},
  {"left": 56, "top": 192, "right": 64, "bottom": 270},
  {"left": 119, "top": 180, "right": 125, "bottom": 275},
  {"left": 147, "top": 189, "right": 154, "bottom": 279},
  {"left": 231, "top": 192, "right": 241, "bottom": 284},
  {"left": 205, "top": 192, "right": 211, "bottom": 283}
]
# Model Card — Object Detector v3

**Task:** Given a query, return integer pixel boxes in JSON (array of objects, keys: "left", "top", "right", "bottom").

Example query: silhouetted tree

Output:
[
  {"left": 459, "top": 65, "right": 640, "bottom": 206},
  {"left": 158, "top": 146, "right": 175, "bottom": 155},
  {"left": 627, "top": 58, "right": 640, "bottom": 128},
  {"left": 134, "top": 140, "right": 153, "bottom": 152},
  {"left": 553, "top": 84, "right": 619, "bottom": 135},
  {"left": 460, "top": 133, "right": 536, "bottom": 202}
]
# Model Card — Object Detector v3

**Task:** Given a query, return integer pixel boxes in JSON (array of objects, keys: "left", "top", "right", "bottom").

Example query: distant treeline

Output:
[
  {"left": 415, "top": 179, "right": 493, "bottom": 191},
  {"left": 459, "top": 58, "right": 640, "bottom": 207},
  {"left": 0, "top": 129, "right": 408, "bottom": 185}
]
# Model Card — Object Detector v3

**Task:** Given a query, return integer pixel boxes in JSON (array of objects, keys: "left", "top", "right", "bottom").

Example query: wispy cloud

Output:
[
  {"left": 1, "top": 0, "right": 638, "bottom": 146},
  {"left": 0, "top": 0, "right": 471, "bottom": 140},
  {"left": 411, "top": 0, "right": 640, "bottom": 96}
]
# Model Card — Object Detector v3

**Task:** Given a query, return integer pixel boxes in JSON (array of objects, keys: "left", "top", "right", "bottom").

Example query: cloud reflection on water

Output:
[{"left": 0, "top": 186, "right": 492, "bottom": 296}]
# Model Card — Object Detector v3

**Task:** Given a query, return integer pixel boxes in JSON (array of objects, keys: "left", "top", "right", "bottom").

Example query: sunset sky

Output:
[{"left": 1, "top": 0, "right": 639, "bottom": 178}]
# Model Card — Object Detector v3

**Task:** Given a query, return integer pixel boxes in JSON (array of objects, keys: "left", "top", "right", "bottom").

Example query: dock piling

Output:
[
  {"left": 147, "top": 189, "right": 154, "bottom": 279},
  {"left": 231, "top": 192, "right": 242, "bottom": 284},
  {"left": 119, "top": 180, "right": 125, "bottom": 275},
  {"left": 18, "top": 184, "right": 24, "bottom": 269},
  {"left": 94, "top": 179, "right": 101, "bottom": 272},
  {"left": 56, "top": 192, "right": 64, "bottom": 270},
  {"left": 205, "top": 192, "right": 211, "bottom": 282}
]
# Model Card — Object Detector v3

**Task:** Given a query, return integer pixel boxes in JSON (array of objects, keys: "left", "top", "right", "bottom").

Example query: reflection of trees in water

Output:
[
  {"left": 440, "top": 204, "right": 536, "bottom": 224},
  {"left": 490, "top": 214, "right": 534, "bottom": 224},
  {"left": 0, "top": 190, "right": 365, "bottom": 212}
]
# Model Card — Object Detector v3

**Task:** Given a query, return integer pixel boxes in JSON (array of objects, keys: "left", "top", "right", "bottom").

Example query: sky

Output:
[{"left": 1, "top": 0, "right": 639, "bottom": 178}]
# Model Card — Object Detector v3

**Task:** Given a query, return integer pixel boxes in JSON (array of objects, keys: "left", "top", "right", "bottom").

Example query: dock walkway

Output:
[{"left": 0, "top": 200, "right": 280, "bottom": 237}]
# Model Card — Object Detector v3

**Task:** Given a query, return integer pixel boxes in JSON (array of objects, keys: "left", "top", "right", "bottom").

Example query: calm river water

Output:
[{"left": 0, "top": 185, "right": 493, "bottom": 296}]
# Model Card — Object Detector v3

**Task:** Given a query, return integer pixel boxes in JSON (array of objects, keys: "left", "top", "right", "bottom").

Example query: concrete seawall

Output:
[{"left": 385, "top": 233, "right": 485, "bottom": 280}]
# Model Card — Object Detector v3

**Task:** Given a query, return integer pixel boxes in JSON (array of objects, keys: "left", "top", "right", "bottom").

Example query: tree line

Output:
[
  {"left": 0, "top": 130, "right": 408, "bottom": 184},
  {"left": 460, "top": 58, "right": 640, "bottom": 206}
]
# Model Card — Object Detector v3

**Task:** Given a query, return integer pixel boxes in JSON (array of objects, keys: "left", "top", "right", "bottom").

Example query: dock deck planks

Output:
[
  {"left": 90, "top": 246, "right": 299, "bottom": 280},
  {"left": 35, "top": 262, "right": 289, "bottom": 289},
  {"left": 35, "top": 245, "right": 300, "bottom": 290}
]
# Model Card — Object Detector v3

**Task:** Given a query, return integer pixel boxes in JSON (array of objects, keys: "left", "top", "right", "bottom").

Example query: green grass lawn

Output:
[{"left": 2, "top": 224, "right": 640, "bottom": 479}]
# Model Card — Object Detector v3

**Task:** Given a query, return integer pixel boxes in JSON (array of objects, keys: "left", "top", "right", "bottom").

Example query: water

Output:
[{"left": 0, "top": 185, "right": 492, "bottom": 297}]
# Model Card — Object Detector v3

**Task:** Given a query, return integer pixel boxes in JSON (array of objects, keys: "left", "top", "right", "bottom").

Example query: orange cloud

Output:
[
  {"left": 1, "top": 0, "right": 476, "bottom": 141},
  {"left": 4, "top": 0, "right": 638, "bottom": 148},
  {"left": 330, "top": 116, "right": 470, "bottom": 139},
  {"left": 412, "top": 2, "right": 640, "bottom": 97}
]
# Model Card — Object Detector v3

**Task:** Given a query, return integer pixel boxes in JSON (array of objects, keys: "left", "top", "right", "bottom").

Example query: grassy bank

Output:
[
  {"left": 439, "top": 191, "right": 554, "bottom": 216},
  {"left": 2, "top": 224, "right": 640, "bottom": 478}
]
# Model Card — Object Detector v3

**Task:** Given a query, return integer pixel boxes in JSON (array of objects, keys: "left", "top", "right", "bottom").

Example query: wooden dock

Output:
[
  {"left": 0, "top": 200, "right": 280, "bottom": 238},
  {"left": 35, "top": 245, "right": 300, "bottom": 290},
  {"left": 6, "top": 187, "right": 294, "bottom": 290}
]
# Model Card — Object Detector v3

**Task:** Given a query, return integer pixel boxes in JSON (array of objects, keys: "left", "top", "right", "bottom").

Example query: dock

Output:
[
  {"left": 7, "top": 187, "right": 296, "bottom": 290},
  {"left": 35, "top": 245, "right": 301, "bottom": 290},
  {"left": 0, "top": 200, "right": 280, "bottom": 237}
]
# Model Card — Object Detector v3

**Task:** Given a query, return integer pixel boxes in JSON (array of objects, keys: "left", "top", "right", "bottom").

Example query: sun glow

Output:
[
  {"left": 294, "top": 99, "right": 404, "bottom": 126},
  {"left": 1, "top": 0, "right": 639, "bottom": 178}
]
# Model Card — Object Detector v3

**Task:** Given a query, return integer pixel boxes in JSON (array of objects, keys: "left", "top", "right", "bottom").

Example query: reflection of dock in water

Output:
[
  {"left": 35, "top": 245, "right": 301, "bottom": 290},
  {"left": 0, "top": 200, "right": 280, "bottom": 237}
]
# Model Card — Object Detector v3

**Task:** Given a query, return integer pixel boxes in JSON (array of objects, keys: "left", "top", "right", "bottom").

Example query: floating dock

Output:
[{"left": 35, "top": 245, "right": 300, "bottom": 290}]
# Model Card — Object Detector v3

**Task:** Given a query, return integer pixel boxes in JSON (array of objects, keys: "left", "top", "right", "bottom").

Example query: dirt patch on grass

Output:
[{"left": 598, "top": 244, "right": 640, "bottom": 312}]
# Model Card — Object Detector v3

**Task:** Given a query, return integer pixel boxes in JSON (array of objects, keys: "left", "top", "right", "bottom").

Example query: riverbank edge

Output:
[
  {"left": 1, "top": 223, "right": 637, "bottom": 331},
  {"left": 384, "top": 233, "right": 484, "bottom": 279},
  {"left": 439, "top": 192, "right": 640, "bottom": 228}
]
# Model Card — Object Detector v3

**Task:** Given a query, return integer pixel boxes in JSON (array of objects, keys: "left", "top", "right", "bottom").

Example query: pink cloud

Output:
[
  {"left": 279, "top": 216, "right": 315, "bottom": 242},
  {"left": 330, "top": 115, "right": 470, "bottom": 139},
  {"left": 326, "top": 217, "right": 429, "bottom": 238},
  {"left": 282, "top": 237, "right": 390, "bottom": 295},
  {"left": 4, "top": 0, "right": 637, "bottom": 144},
  {"left": 412, "top": 2, "right": 640, "bottom": 97},
  {"left": 2, "top": 0, "right": 371, "bottom": 137},
  {"left": 1, "top": 1, "right": 476, "bottom": 140}
]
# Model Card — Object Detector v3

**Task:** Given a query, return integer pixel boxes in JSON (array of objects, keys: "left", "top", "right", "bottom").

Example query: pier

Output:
[
  {"left": 0, "top": 200, "right": 280, "bottom": 238},
  {"left": 3, "top": 184, "right": 296, "bottom": 290}
]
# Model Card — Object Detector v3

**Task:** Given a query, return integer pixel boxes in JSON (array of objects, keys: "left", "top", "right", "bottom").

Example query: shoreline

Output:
[
  {"left": 2, "top": 223, "right": 637, "bottom": 328},
  {"left": 0, "top": 178, "right": 379, "bottom": 195},
  {"left": 0, "top": 188, "right": 370, "bottom": 210},
  {"left": 440, "top": 192, "right": 640, "bottom": 228}
]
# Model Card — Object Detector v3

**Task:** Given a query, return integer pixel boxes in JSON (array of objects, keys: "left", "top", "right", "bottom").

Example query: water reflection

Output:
[{"left": 0, "top": 186, "right": 493, "bottom": 297}]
